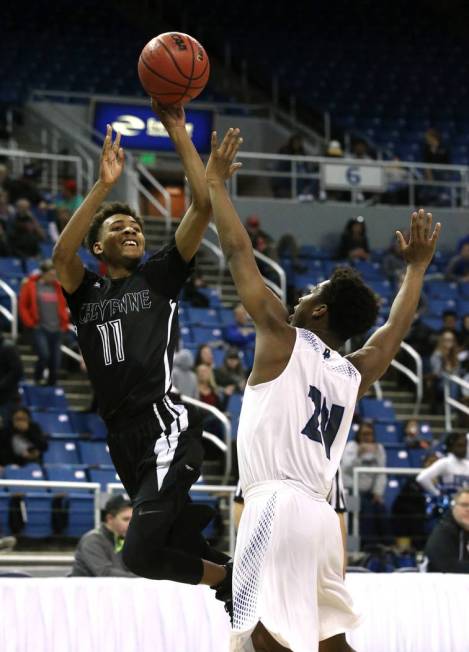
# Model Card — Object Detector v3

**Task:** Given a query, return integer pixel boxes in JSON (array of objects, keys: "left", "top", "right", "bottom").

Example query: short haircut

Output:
[
  {"left": 452, "top": 487, "right": 469, "bottom": 503},
  {"left": 104, "top": 494, "right": 132, "bottom": 518},
  {"left": 86, "top": 202, "right": 143, "bottom": 259},
  {"left": 321, "top": 267, "right": 379, "bottom": 341},
  {"left": 445, "top": 432, "right": 466, "bottom": 452}
]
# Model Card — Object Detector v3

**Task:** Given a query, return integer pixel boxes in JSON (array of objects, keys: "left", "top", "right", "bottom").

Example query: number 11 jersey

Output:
[{"left": 237, "top": 327, "right": 361, "bottom": 499}]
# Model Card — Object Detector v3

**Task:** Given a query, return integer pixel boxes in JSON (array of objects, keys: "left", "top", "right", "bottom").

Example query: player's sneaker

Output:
[{"left": 211, "top": 561, "right": 233, "bottom": 623}]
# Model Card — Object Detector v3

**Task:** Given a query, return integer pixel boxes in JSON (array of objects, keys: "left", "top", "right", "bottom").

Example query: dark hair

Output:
[
  {"left": 321, "top": 268, "right": 379, "bottom": 341},
  {"left": 445, "top": 432, "right": 466, "bottom": 453},
  {"left": 195, "top": 343, "right": 213, "bottom": 366},
  {"left": 104, "top": 494, "right": 131, "bottom": 518},
  {"left": 11, "top": 406, "right": 31, "bottom": 420},
  {"left": 442, "top": 310, "right": 457, "bottom": 319},
  {"left": 355, "top": 420, "right": 375, "bottom": 443},
  {"left": 86, "top": 202, "right": 143, "bottom": 259}
]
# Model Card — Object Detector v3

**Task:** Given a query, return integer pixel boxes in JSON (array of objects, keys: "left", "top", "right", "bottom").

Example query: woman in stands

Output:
[{"left": 0, "top": 406, "right": 48, "bottom": 466}]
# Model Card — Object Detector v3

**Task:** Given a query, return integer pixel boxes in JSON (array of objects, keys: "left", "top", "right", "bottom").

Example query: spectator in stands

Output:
[
  {"left": 223, "top": 304, "right": 256, "bottom": 368},
  {"left": 417, "top": 432, "right": 469, "bottom": 498},
  {"left": 0, "top": 221, "right": 9, "bottom": 256},
  {"left": 274, "top": 133, "right": 314, "bottom": 199},
  {"left": 382, "top": 237, "right": 406, "bottom": 283},
  {"left": 19, "top": 259, "right": 69, "bottom": 386},
  {"left": 214, "top": 347, "right": 246, "bottom": 393},
  {"left": 0, "top": 333, "right": 23, "bottom": 428},
  {"left": 404, "top": 310, "right": 437, "bottom": 368},
  {"left": 404, "top": 418, "right": 431, "bottom": 449},
  {"left": 336, "top": 216, "right": 370, "bottom": 261},
  {"left": 445, "top": 242, "right": 469, "bottom": 282},
  {"left": 196, "top": 363, "right": 232, "bottom": 410},
  {"left": 56, "top": 179, "right": 84, "bottom": 214},
  {"left": 460, "top": 314, "right": 469, "bottom": 350},
  {"left": 71, "top": 494, "right": 136, "bottom": 577},
  {"left": 0, "top": 406, "right": 47, "bottom": 466},
  {"left": 424, "top": 487, "right": 469, "bottom": 573},
  {"left": 441, "top": 309, "right": 460, "bottom": 336},
  {"left": 8, "top": 198, "right": 45, "bottom": 258},
  {"left": 195, "top": 343, "right": 215, "bottom": 371},
  {"left": 182, "top": 271, "right": 210, "bottom": 307},
  {"left": 172, "top": 349, "right": 198, "bottom": 399},
  {"left": 392, "top": 452, "right": 440, "bottom": 549},
  {"left": 427, "top": 330, "right": 461, "bottom": 408},
  {"left": 422, "top": 128, "right": 450, "bottom": 179},
  {"left": 0, "top": 189, "right": 14, "bottom": 225},
  {"left": 342, "top": 420, "right": 388, "bottom": 547},
  {"left": 245, "top": 215, "right": 276, "bottom": 260},
  {"left": 0, "top": 164, "right": 8, "bottom": 193},
  {"left": 326, "top": 140, "right": 344, "bottom": 159}
]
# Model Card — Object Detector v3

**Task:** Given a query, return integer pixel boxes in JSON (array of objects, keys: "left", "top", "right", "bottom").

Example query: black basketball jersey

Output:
[{"left": 64, "top": 239, "right": 193, "bottom": 430}]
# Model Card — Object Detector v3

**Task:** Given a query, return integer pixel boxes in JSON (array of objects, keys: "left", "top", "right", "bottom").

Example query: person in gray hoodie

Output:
[{"left": 172, "top": 349, "right": 198, "bottom": 398}]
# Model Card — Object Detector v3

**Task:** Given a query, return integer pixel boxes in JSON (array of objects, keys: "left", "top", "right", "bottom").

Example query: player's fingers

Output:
[
  {"left": 424, "top": 212, "right": 432, "bottom": 240},
  {"left": 395, "top": 230, "right": 406, "bottom": 250},
  {"left": 226, "top": 134, "right": 243, "bottom": 161},
  {"left": 211, "top": 131, "right": 218, "bottom": 152},
  {"left": 416, "top": 208, "right": 426, "bottom": 241},
  {"left": 409, "top": 211, "right": 418, "bottom": 241},
  {"left": 114, "top": 131, "right": 121, "bottom": 151},
  {"left": 102, "top": 124, "right": 112, "bottom": 154},
  {"left": 219, "top": 128, "right": 234, "bottom": 155},
  {"left": 430, "top": 221, "right": 442, "bottom": 243},
  {"left": 229, "top": 162, "right": 243, "bottom": 176},
  {"left": 118, "top": 148, "right": 125, "bottom": 164}
]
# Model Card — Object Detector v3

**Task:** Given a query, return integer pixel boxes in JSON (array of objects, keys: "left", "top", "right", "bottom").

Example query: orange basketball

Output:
[{"left": 138, "top": 32, "right": 210, "bottom": 106}]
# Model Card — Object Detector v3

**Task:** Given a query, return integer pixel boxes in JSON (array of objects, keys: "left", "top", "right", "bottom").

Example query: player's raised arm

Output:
[
  {"left": 151, "top": 101, "right": 211, "bottom": 262},
  {"left": 206, "top": 129, "right": 287, "bottom": 327},
  {"left": 347, "top": 209, "right": 441, "bottom": 398},
  {"left": 52, "top": 125, "right": 124, "bottom": 293}
]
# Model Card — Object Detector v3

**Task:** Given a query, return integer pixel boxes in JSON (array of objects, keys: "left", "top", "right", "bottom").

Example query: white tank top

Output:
[{"left": 237, "top": 327, "right": 361, "bottom": 498}]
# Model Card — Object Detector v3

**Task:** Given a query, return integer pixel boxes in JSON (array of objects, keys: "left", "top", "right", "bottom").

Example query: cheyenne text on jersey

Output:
[{"left": 78, "top": 290, "right": 152, "bottom": 324}]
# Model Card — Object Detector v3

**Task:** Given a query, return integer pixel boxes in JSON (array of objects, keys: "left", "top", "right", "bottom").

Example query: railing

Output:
[
  {"left": 350, "top": 467, "right": 422, "bottom": 548},
  {"left": 231, "top": 151, "right": 469, "bottom": 208},
  {"left": 390, "top": 342, "right": 423, "bottom": 415},
  {"left": 443, "top": 373, "right": 469, "bottom": 431},
  {"left": 0, "top": 280, "right": 18, "bottom": 340},
  {"left": 0, "top": 480, "right": 101, "bottom": 529},
  {"left": 107, "top": 481, "right": 238, "bottom": 557},
  {"left": 0, "top": 147, "right": 84, "bottom": 198},
  {"left": 200, "top": 236, "right": 226, "bottom": 295},
  {"left": 180, "top": 395, "right": 232, "bottom": 484}
]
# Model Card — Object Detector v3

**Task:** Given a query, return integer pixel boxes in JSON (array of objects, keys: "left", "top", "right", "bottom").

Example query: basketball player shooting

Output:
[
  {"left": 52, "top": 104, "right": 233, "bottom": 605},
  {"left": 206, "top": 129, "right": 441, "bottom": 652}
]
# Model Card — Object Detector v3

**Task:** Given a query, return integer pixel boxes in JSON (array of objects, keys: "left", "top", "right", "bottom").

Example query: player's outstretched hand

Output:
[
  {"left": 396, "top": 208, "right": 441, "bottom": 270},
  {"left": 206, "top": 129, "right": 243, "bottom": 184},
  {"left": 151, "top": 99, "right": 185, "bottom": 129},
  {"left": 100, "top": 124, "right": 125, "bottom": 186}
]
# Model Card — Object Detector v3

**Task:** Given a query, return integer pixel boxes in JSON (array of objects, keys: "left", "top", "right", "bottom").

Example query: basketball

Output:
[{"left": 138, "top": 32, "right": 210, "bottom": 106}]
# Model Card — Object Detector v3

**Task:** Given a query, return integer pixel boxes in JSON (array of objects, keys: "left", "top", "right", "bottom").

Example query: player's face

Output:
[
  {"left": 451, "top": 437, "right": 467, "bottom": 459},
  {"left": 453, "top": 494, "right": 469, "bottom": 530},
  {"left": 97, "top": 214, "right": 145, "bottom": 267},
  {"left": 289, "top": 282, "right": 329, "bottom": 328}
]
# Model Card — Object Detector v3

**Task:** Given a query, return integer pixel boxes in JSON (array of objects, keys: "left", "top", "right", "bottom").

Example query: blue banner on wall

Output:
[{"left": 92, "top": 101, "right": 213, "bottom": 154}]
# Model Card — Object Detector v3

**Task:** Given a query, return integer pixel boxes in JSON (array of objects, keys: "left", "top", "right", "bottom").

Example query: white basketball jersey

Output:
[{"left": 237, "top": 327, "right": 361, "bottom": 499}]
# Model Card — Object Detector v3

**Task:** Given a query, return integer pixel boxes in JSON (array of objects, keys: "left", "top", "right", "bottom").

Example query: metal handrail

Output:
[
  {"left": 135, "top": 162, "right": 172, "bottom": 236},
  {"left": 107, "top": 482, "right": 238, "bottom": 556},
  {"left": 350, "top": 466, "right": 423, "bottom": 543},
  {"left": 179, "top": 394, "right": 232, "bottom": 484},
  {"left": 0, "top": 480, "right": 101, "bottom": 529},
  {"left": 443, "top": 373, "right": 469, "bottom": 431},
  {"left": 390, "top": 341, "right": 423, "bottom": 415},
  {"left": 0, "top": 279, "right": 18, "bottom": 340},
  {"left": 253, "top": 249, "right": 287, "bottom": 304},
  {"left": 200, "top": 237, "right": 226, "bottom": 295}
]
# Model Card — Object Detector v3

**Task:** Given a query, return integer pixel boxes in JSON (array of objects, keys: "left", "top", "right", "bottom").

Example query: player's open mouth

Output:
[{"left": 122, "top": 240, "right": 138, "bottom": 247}]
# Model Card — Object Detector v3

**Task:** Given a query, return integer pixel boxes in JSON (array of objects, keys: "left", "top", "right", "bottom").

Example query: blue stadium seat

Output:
[
  {"left": 88, "top": 469, "right": 121, "bottom": 491},
  {"left": 359, "top": 398, "right": 396, "bottom": 421},
  {"left": 457, "top": 299, "right": 469, "bottom": 316},
  {"left": 3, "top": 464, "right": 46, "bottom": 492},
  {"left": 427, "top": 298, "right": 457, "bottom": 317},
  {"left": 186, "top": 307, "right": 221, "bottom": 326},
  {"left": 374, "top": 423, "right": 402, "bottom": 444},
  {"left": 31, "top": 412, "right": 76, "bottom": 438},
  {"left": 421, "top": 316, "right": 443, "bottom": 331},
  {"left": 64, "top": 493, "right": 95, "bottom": 537},
  {"left": 191, "top": 326, "right": 223, "bottom": 345},
  {"left": 0, "top": 491, "right": 10, "bottom": 534},
  {"left": 213, "top": 347, "right": 226, "bottom": 368},
  {"left": 353, "top": 261, "right": 385, "bottom": 281},
  {"left": 0, "top": 258, "right": 24, "bottom": 278},
  {"left": 407, "top": 448, "right": 428, "bottom": 469},
  {"left": 45, "top": 465, "right": 90, "bottom": 492},
  {"left": 179, "top": 326, "right": 193, "bottom": 346},
  {"left": 385, "top": 448, "right": 411, "bottom": 468},
  {"left": 383, "top": 477, "right": 403, "bottom": 512},
  {"left": 218, "top": 308, "right": 235, "bottom": 326},
  {"left": 226, "top": 393, "right": 243, "bottom": 437},
  {"left": 22, "top": 385, "right": 69, "bottom": 412},
  {"left": 367, "top": 280, "right": 394, "bottom": 298},
  {"left": 197, "top": 288, "right": 222, "bottom": 307},
  {"left": 77, "top": 441, "right": 113, "bottom": 467},
  {"left": 460, "top": 282, "right": 469, "bottom": 299},
  {"left": 43, "top": 441, "right": 80, "bottom": 466},
  {"left": 21, "top": 493, "right": 54, "bottom": 538},
  {"left": 69, "top": 412, "right": 107, "bottom": 440},
  {"left": 426, "top": 281, "right": 459, "bottom": 300}
]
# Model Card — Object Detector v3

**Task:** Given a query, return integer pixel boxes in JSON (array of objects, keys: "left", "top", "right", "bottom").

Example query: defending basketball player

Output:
[{"left": 206, "top": 129, "right": 441, "bottom": 652}]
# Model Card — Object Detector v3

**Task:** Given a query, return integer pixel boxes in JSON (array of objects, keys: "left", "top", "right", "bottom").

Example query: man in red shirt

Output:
[{"left": 19, "top": 259, "right": 69, "bottom": 386}]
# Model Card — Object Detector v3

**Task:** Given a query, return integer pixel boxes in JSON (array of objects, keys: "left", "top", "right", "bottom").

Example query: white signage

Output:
[
  {"left": 111, "top": 114, "right": 194, "bottom": 139},
  {"left": 322, "top": 163, "right": 385, "bottom": 191}
]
